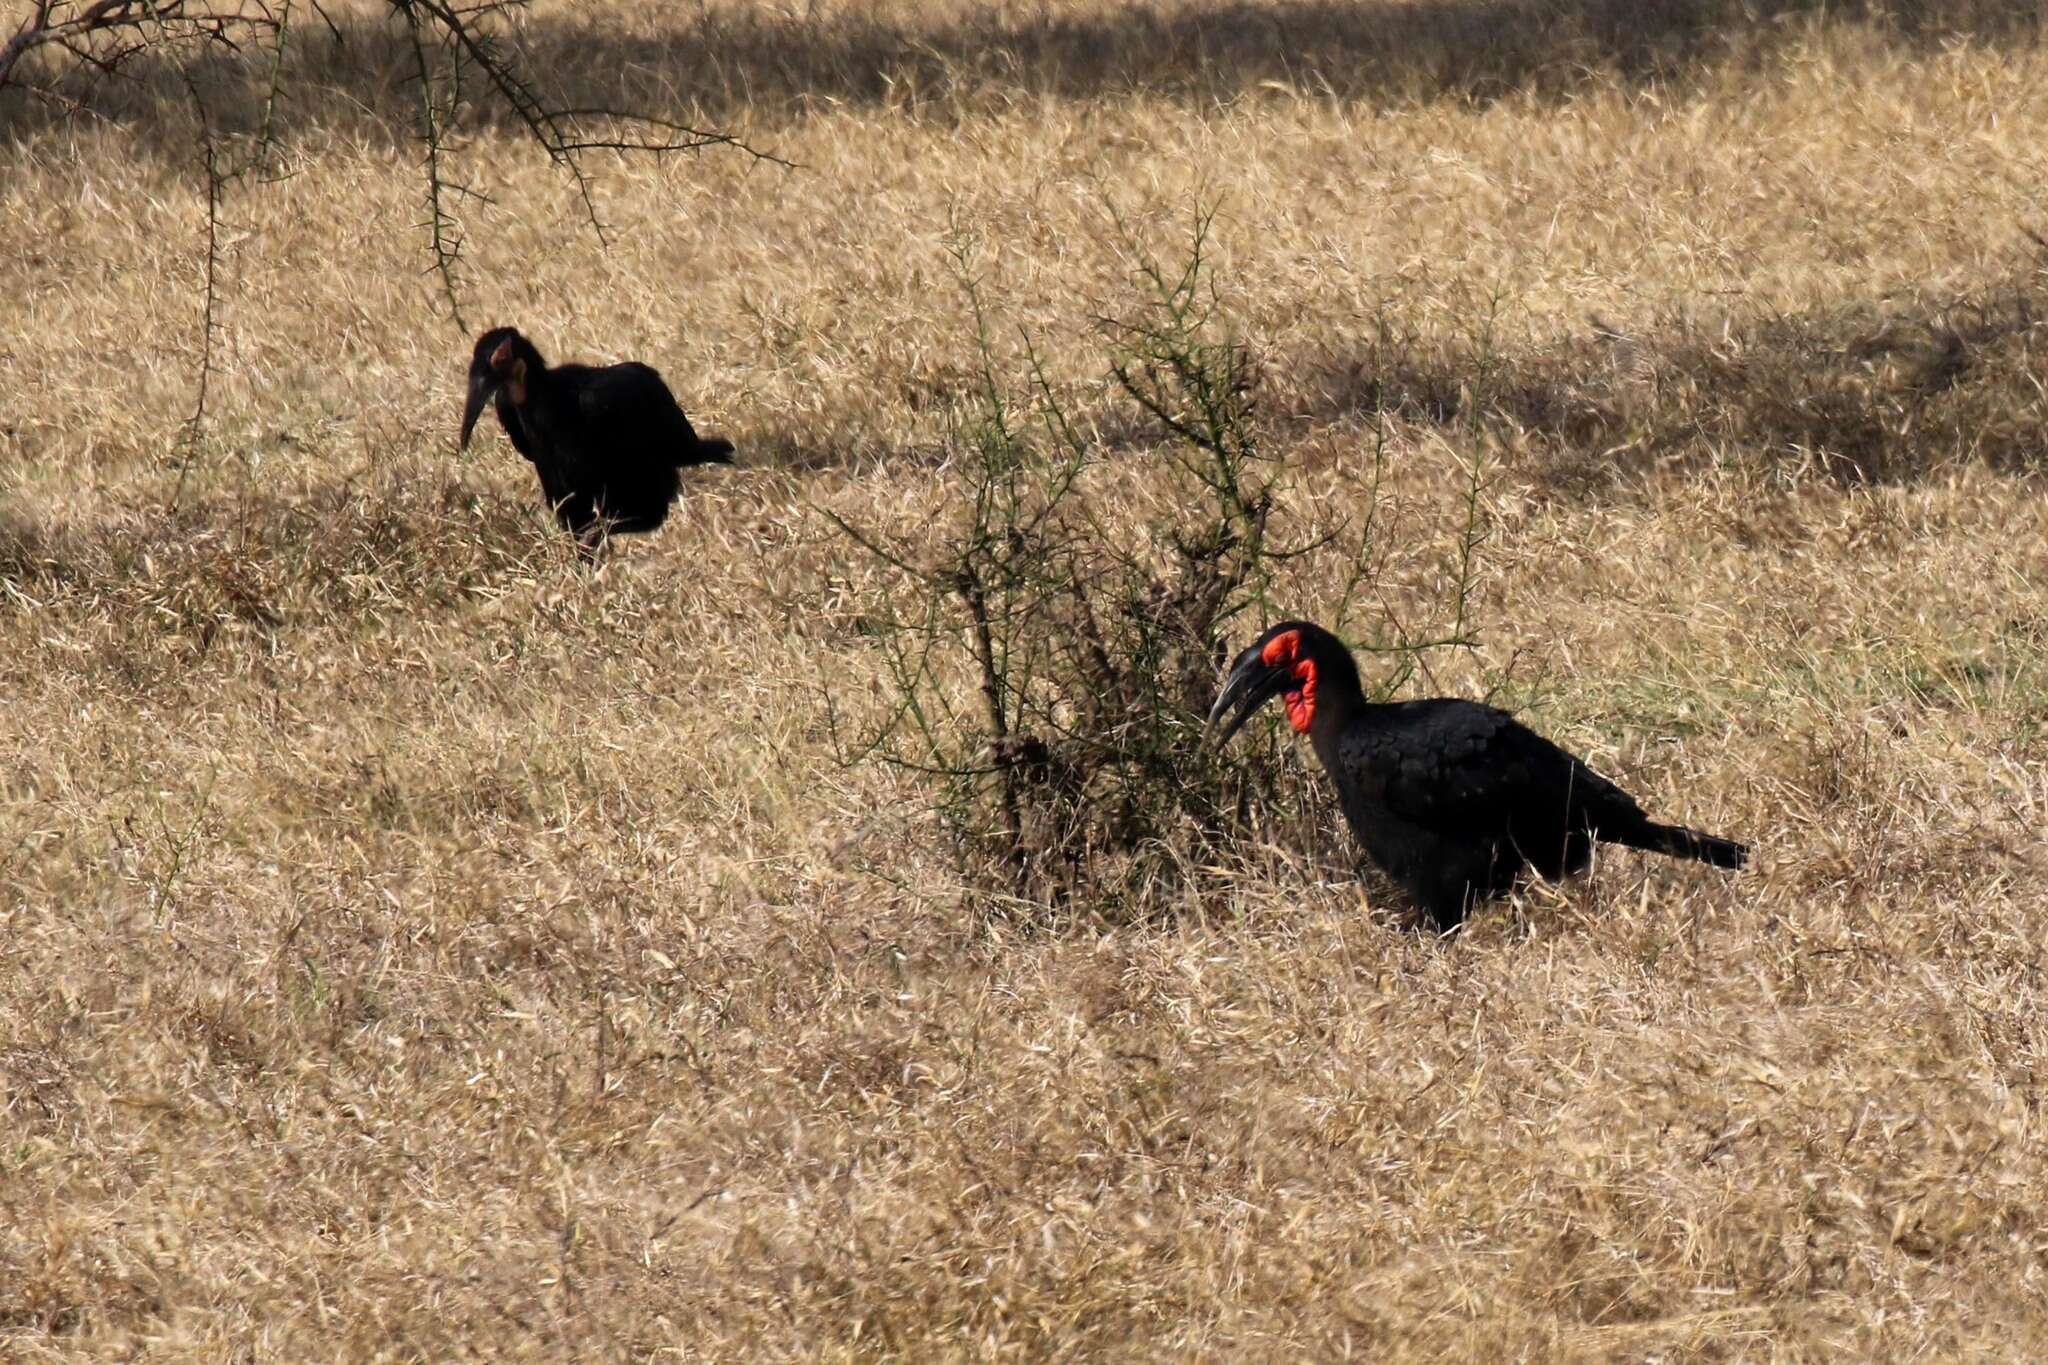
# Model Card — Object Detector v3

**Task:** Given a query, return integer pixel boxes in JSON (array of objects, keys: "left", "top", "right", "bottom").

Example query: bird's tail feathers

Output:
[
  {"left": 681, "top": 437, "right": 735, "bottom": 466},
  {"left": 1623, "top": 820, "right": 1749, "bottom": 870}
]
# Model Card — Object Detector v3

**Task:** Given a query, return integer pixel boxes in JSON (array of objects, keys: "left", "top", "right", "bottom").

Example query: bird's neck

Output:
[
  {"left": 1305, "top": 685, "right": 1365, "bottom": 761},
  {"left": 506, "top": 358, "right": 559, "bottom": 412},
  {"left": 1281, "top": 651, "right": 1361, "bottom": 758}
]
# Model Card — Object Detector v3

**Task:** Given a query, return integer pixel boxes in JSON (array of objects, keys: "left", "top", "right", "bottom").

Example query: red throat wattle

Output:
[{"left": 1260, "top": 630, "right": 1318, "bottom": 734}]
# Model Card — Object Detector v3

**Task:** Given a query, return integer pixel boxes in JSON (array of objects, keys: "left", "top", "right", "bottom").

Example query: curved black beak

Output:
[
  {"left": 459, "top": 365, "right": 497, "bottom": 449},
  {"left": 1203, "top": 642, "right": 1289, "bottom": 749}
]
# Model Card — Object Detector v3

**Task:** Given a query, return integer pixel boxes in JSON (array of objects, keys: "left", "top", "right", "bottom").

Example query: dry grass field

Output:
[{"left": 5, "top": 0, "right": 2048, "bottom": 1358}]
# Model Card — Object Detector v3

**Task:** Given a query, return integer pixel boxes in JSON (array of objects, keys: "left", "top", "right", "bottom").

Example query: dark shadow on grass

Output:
[
  {"left": 761, "top": 264, "right": 2048, "bottom": 481},
  {"left": 3, "top": 0, "right": 2042, "bottom": 163},
  {"left": 1287, "top": 266, "right": 2048, "bottom": 493}
]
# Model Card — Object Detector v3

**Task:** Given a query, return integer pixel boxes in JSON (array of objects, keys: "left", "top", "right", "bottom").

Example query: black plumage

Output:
[
  {"left": 1207, "top": 620, "right": 1748, "bottom": 929},
  {"left": 459, "top": 327, "right": 734, "bottom": 549}
]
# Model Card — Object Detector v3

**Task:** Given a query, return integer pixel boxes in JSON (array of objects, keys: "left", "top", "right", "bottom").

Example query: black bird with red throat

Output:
[
  {"left": 460, "top": 327, "right": 734, "bottom": 551},
  {"left": 1207, "top": 620, "right": 1748, "bottom": 929}
]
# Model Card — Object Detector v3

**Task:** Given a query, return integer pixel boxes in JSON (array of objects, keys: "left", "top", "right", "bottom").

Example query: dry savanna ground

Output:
[{"left": 5, "top": 0, "right": 2048, "bottom": 1358}]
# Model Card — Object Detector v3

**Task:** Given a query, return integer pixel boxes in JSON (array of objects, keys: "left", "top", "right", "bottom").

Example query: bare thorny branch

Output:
[
  {"left": 170, "top": 80, "right": 223, "bottom": 511},
  {"left": 153, "top": 9, "right": 230, "bottom": 511},
  {"left": 400, "top": 0, "right": 790, "bottom": 246},
  {"left": 400, "top": 0, "right": 470, "bottom": 330}
]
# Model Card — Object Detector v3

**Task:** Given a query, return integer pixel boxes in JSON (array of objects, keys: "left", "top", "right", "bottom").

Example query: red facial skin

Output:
[
  {"left": 1260, "top": 629, "right": 1318, "bottom": 734},
  {"left": 491, "top": 337, "right": 529, "bottom": 405}
]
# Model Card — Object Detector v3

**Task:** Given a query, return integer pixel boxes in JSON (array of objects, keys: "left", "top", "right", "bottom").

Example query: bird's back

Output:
[
  {"left": 1334, "top": 698, "right": 1645, "bottom": 866},
  {"left": 565, "top": 362, "right": 707, "bottom": 458}
]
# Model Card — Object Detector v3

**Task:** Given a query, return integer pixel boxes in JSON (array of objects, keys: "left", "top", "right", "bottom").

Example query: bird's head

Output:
[
  {"left": 1204, "top": 620, "right": 1357, "bottom": 747},
  {"left": 460, "top": 327, "right": 542, "bottom": 447}
]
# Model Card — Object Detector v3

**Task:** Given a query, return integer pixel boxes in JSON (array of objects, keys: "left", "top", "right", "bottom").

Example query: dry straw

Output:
[{"left": 3, "top": 0, "right": 2047, "bottom": 1358}]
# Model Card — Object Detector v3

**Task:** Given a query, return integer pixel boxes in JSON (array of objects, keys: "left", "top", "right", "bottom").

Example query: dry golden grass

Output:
[{"left": 4, "top": 1, "right": 2048, "bottom": 1358}]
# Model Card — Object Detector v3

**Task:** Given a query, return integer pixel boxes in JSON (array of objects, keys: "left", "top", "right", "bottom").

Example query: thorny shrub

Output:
[{"left": 827, "top": 210, "right": 1491, "bottom": 921}]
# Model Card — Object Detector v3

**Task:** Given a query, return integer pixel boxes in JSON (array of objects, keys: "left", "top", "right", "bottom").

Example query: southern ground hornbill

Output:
[
  {"left": 1207, "top": 620, "right": 1748, "bottom": 929},
  {"left": 459, "top": 327, "right": 734, "bottom": 549}
]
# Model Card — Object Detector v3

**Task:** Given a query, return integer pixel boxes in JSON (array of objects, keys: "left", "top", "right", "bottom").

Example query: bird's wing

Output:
[
  {"left": 571, "top": 362, "right": 703, "bottom": 452},
  {"left": 1343, "top": 701, "right": 1629, "bottom": 831}
]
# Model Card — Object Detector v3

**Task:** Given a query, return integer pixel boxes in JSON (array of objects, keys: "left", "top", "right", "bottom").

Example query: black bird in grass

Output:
[
  {"left": 459, "top": 327, "right": 734, "bottom": 551},
  {"left": 1206, "top": 621, "right": 1748, "bottom": 929}
]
